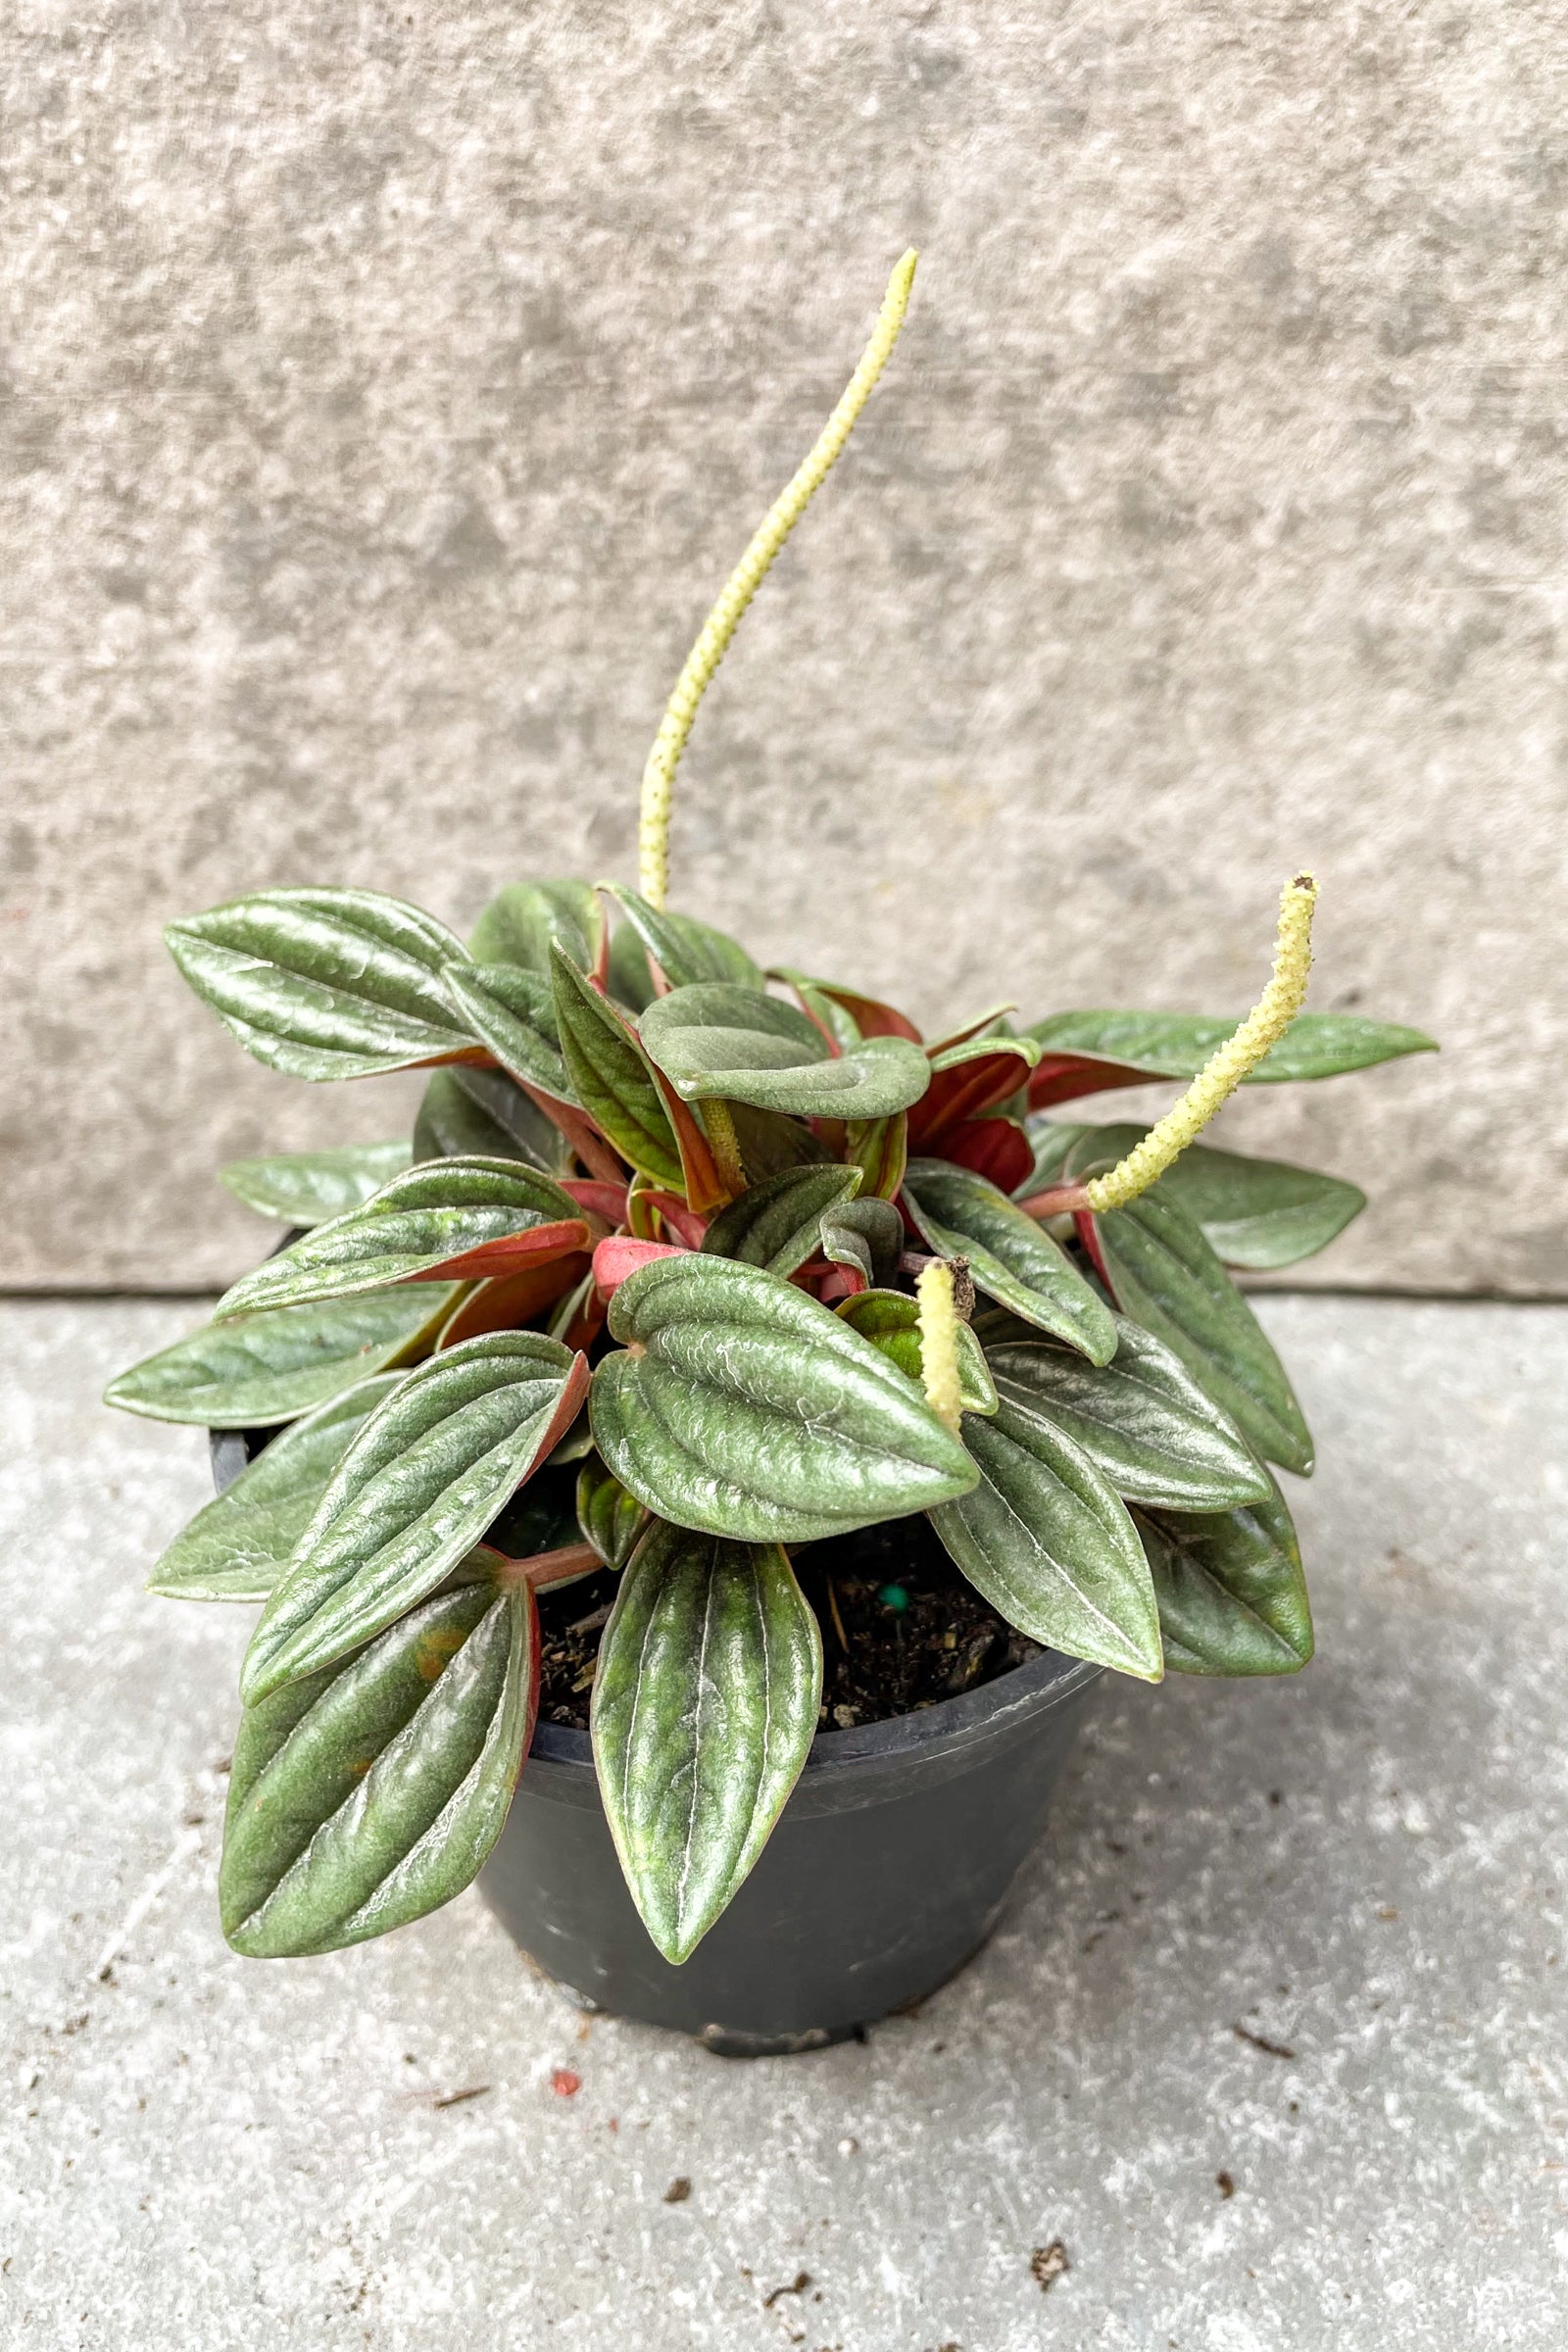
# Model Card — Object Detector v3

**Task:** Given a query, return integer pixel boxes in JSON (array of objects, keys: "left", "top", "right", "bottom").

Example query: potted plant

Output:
[{"left": 107, "top": 254, "right": 1434, "bottom": 2054}]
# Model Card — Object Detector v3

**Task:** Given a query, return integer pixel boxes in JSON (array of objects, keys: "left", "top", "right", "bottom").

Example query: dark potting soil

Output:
[{"left": 536, "top": 1512, "right": 1042, "bottom": 1733}]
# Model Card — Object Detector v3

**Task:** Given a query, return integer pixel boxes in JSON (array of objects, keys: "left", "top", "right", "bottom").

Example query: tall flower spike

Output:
[
  {"left": 636, "top": 250, "right": 919, "bottom": 909},
  {"left": 915, "top": 1258, "right": 964, "bottom": 1437},
  {"left": 1083, "top": 873, "right": 1319, "bottom": 1214}
]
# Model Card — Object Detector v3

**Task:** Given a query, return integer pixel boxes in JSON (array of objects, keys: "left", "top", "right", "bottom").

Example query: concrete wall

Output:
[{"left": 4, "top": 1, "right": 1564, "bottom": 1294}]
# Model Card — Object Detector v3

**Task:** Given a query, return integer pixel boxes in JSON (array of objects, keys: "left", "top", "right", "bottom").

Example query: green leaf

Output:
[
  {"left": 818, "top": 1196, "right": 905, "bottom": 1289},
  {"left": 239, "top": 1330, "right": 586, "bottom": 1701},
  {"left": 607, "top": 920, "right": 659, "bottom": 1013},
  {"left": 147, "top": 1376, "right": 404, "bottom": 1601},
  {"left": 440, "top": 960, "right": 573, "bottom": 1102},
  {"left": 1016, "top": 1119, "right": 1091, "bottom": 1194},
  {"left": 929, "top": 1403, "right": 1162, "bottom": 1680},
  {"left": 549, "top": 942, "right": 686, "bottom": 1188},
  {"left": 986, "top": 1324, "right": 1271, "bottom": 1512},
  {"left": 1024, "top": 1008, "right": 1436, "bottom": 1086},
  {"left": 639, "top": 983, "right": 932, "bottom": 1119},
  {"left": 769, "top": 966, "right": 864, "bottom": 1052},
  {"left": 576, "top": 1457, "right": 646, "bottom": 1570},
  {"left": 604, "top": 885, "right": 763, "bottom": 991},
  {"left": 220, "top": 1578, "right": 536, "bottom": 1956},
  {"left": 591, "top": 1519, "right": 820, "bottom": 1962},
  {"left": 901, "top": 1158, "right": 1116, "bottom": 1366},
  {"left": 700, "top": 1163, "right": 862, "bottom": 1277},
  {"left": 484, "top": 1462, "right": 582, "bottom": 1561},
  {"left": 165, "top": 888, "right": 477, "bottom": 1080},
  {"left": 467, "top": 879, "right": 604, "bottom": 975},
  {"left": 844, "top": 1112, "right": 908, "bottom": 1200},
  {"left": 1090, "top": 1190, "right": 1314, "bottom": 1475},
  {"left": 1135, "top": 1476, "right": 1313, "bottom": 1675},
  {"left": 413, "top": 1064, "right": 570, "bottom": 1175},
  {"left": 214, "top": 1158, "right": 589, "bottom": 1321},
  {"left": 103, "top": 1290, "right": 458, "bottom": 1428},
  {"left": 219, "top": 1143, "right": 414, "bottom": 1227},
  {"left": 1059, "top": 1125, "right": 1366, "bottom": 1268},
  {"left": 727, "top": 1102, "right": 835, "bottom": 1181},
  {"left": 835, "top": 1289, "right": 998, "bottom": 1416},
  {"left": 589, "top": 1254, "right": 978, "bottom": 1544}
]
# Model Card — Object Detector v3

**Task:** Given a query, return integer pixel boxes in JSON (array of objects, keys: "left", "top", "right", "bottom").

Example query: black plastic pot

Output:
[{"left": 211, "top": 1428, "right": 1100, "bottom": 2057}]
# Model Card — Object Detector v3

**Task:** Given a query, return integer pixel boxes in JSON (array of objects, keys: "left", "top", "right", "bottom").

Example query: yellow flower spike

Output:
[
  {"left": 1084, "top": 873, "right": 1319, "bottom": 1216},
  {"left": 915, "top": 1258, "right": 964, "bottom": 1438},
  {"left": 636, "top": 249, "right": 919, "bottom": 910}
]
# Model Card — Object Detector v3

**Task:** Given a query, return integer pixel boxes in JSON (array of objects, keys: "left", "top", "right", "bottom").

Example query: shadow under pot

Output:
[{"left": 211, "top": 1427, "right": 1101, "bottom": 2059}]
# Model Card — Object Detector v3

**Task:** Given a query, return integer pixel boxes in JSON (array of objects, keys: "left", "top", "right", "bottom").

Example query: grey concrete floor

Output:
[{"left": 1, "top": 1297, "right": 1563, "bottom": 2351}]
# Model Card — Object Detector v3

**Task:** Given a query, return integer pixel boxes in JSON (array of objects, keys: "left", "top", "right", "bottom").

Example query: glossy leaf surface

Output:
[
  {"left": 221, "top": 1579, "right": 536, "bottom": 1956},
  {"left": 1060, "top": 1125, "right": 1366, "bottom": 1267},
  {"left": 836, "top": 1289, "right": 999, "bottom": 1415},
  {"left": 902, "top": 1158, "right": 1116, "bottom": 1366},
  {"left": 818, "top": 1196, "right": 905, "bottom": 1289},
  {"left": 1136, "top": 1476, "right": 1313, "bottom": 1674},
  {"left": 907, "top": 1036, "right": 1038, "bottom": 1145},
  {"left": 441, "top": 960, "right": 573, "bottom": 1102},
  {"left": 844, "top": 1112, "right": 907, "bottom": 1200},
  {"left": 592, "top": 1520, "right": 820, "bottom": 1962},
  {"left": 413, "top": 1065, "right": 568, "bottom": 1175},
  {"left": 467, "top": 879, "right": 603, "bottom": 975},
  {"left": 215, "top": 1158, "right": 589, "bottom": 1320},
  {"left": 640, "top": 984, "right": 932, "bottom": 1119},
  {"left": 104, "top": 1290, "right": 456, "bottom": 1428},
  {"left": 550, "top": 943, "right": 686, "bottom": 1187},
  {"left": 576, "top": 1457, "right": 647, "bottom": 1570},
  {"left": 147, "top": 1376, "right": 404, "bottom": 1601},
  {"left": 605, "top": 886, "right": 763, "bottom": 992},
  {"left": 700, "top": 1163, "right": 861, "bottom": 1277},
  {"left": 1091, "top": 1191, "right": 1314, "bottom": 1474},
  {"left": 929, "top": 1403, "right": 1162, "bottom": 1680},
  {"left": 939, "top": 1115, "right": 1034, "bottom": 1195},
  {"left": 240, "top": 1331, "right": 586, "bottom": 1701},
  {"left": 165, "top": 888, "right": 478, "bottom": 1080},
  {"left": 986, "top": 1325, "right": 1270, "bottom": 1511},
  {"left": 590, "top": 1254, "right": 977, "bottom": 1543},
  {"left": 219, "top": 1143, "right": 413, "bottom": 1227},
  {"left": 1024, "top": 1008, "right": 1436, "bottom": 1097}
]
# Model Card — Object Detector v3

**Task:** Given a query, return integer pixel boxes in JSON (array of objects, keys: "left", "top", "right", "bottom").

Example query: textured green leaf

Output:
[
  {"left": 240, "top": 1331, "right": 586, "bottom": 1701},
  {"left": 902, "top": 1158, "right": 1116, "bottom": 1366},
  {"left": 467, "top": 879, "right": 604, "bottom": 975},
  {"left": 440, "top": 960, "right": 573, "bottom": 1102},
  {"left": 1091, "top": 1191, "right": 1313, "bottom": 1474},
  {"left": 221, "top": 1579, "right": 536, "bottom": 1956},
  {"left": 214, "top": 1158, "right": 588, "bottom": 1321},
  {"left": 701, "top": 1163, "right": 862, "bottom": 1276},
  {"left": 104, "top": 1290, "right": 457, "bottom": 1428},
  {"left": 727, "top": 1102, "right": 835, "bottom": 1181},
  {"left": 165, "top": 888, "right": 478, "bottom": 1080},
  {"left": 607, "top": 920, "right": 659, "bottom": 1013},
  {"left": 640, "top": 983, "right": 932, "bottom": 1119},
  {"left": 148, "top": 1376, "right": 404, "bottom": 1601},
  {"left": 219, "top": 1143, "right": 413, "bottom": 1227},
  {"left": 1024, "top": 1008, "right": 1436, "bottom": 1085},
  {"left": 929, "top": 1403, "right": 1162, "bottom": 1680},
  {"left": 1135, "top": 1476, "right": 1313, "bottom": 1674},
  {"left": 986, "top": 1324, "right": 1270, "bottom": 1511},
  {"left": 592, "top": 1519, "right": 820, "bottom": 1962},
  {"left": 1059, "top": 1125, "right": 1366, "bottom": 1267},
  {"left": 576, "top": 1457, "right": 647, "bottom": 1570},
  {"left": 550, "top": 942, "right": 686, "bottom": 1187},
  {"left": 818, "top": 1196, "right": 906, "bottom": 1289},
  {"left": 835, "top": 1289, "right": 998, "bottom": 1415},
  {"left": 589, "top": 1254, "right": 977, "bottom": 1544},
  {"left": 604, "top": 885, "right": 763, "bottom": 992},
  {"left": 413, "top": 1064, "right": 569, "bottom": 1175}
]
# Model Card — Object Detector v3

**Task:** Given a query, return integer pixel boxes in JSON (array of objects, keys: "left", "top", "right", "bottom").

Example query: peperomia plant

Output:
[{"left": 108, "top": 254, "right": 1434, "bottom": 1968}]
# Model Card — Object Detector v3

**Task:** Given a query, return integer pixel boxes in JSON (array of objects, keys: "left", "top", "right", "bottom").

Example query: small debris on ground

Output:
[
  {"left": 430, "top": 2083, "right": 490, "bottom": 2110},
  {"left": 760, "top": 2272, "right": 811, "bottom": 2308},
  {"left": 1232, "top": 2023, "right": 1297, "bottom": 2060},
  {"left": 551, "top": 2068, "right": 582, "bottom": 2097},
  {"left": 837, "top": 2135, "right": 858, "bottom": 2156},
  {"left": 1030, "top": 2241, "right": 1069, "bottom": 2293},
  {"left": 1215, "top": 2171, "right": 1236, "bottom": 2198},
  {"left": 662, "top": 2177, "right": 692, "bottom": 2203}
]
